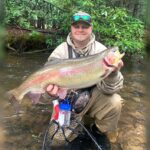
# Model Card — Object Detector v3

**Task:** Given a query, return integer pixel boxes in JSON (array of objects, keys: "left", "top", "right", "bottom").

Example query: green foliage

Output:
[
  {"left": 5, "top": 0, "right": 145, "bottom": 55},
  {"left": 46, "top": 35, "right": 65, "bottom": 48},
  {"left": 29, "top": 31, "right": 41, "bottom": 40},
  {"left": 51, "top": 0, "right": 145, "bottom": 55},
  {"left": 5, "top": 1, "right": 34, "bottom": 29},
  {"left": 91, "top": 7, "right": 145, "bottom": 54}
]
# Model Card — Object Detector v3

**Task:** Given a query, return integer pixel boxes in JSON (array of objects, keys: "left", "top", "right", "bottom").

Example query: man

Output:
[{"left": 46, "top": 11, "right": 124, "bottom": 149}]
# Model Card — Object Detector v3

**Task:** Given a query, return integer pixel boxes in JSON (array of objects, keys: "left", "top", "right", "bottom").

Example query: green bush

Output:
[{"left": 92, "top": 7, "right": 145, "bottom": 55}]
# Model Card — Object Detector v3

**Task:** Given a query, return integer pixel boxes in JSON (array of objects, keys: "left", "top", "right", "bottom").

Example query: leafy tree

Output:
[
  {"left": 5, "top": 0, "right": 145, "bottom": 55},
  {"left": 47, "top": 0, "right": 144, "bottom": 54}
]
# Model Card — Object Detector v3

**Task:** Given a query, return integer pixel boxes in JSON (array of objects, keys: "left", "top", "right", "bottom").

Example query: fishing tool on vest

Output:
[
  {"left": 58, "top": 99, "right": 72, "bottom": 127},
  {"left": 51, "top": 99, "right": 72, "bottom": 127}
]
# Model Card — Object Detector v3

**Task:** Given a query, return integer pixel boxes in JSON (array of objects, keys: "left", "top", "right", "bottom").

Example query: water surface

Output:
[{"left": 0, "top": 54, "right": 147, "bottom": 150}]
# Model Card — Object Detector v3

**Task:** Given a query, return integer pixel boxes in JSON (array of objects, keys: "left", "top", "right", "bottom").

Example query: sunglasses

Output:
[
  {"left": 72, "top": 15, "right": 91, "bottom": 22},
  {"left": 72, "top": 24, "right": 90, "bottom": 29}
]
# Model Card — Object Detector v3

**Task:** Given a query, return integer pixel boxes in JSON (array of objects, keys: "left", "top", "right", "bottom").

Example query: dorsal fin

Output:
[{"left": 44, "top": 57, "right": 64, "bottom": 67}]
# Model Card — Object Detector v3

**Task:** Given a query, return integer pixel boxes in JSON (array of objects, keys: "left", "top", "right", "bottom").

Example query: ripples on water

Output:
[{"left": 0, "top": 54, "right": 147, "bottom": 150}]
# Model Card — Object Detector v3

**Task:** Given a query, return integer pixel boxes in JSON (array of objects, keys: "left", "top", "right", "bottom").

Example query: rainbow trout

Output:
[{"left": 7, "top": 47, "right": 124, "bottom": 105}]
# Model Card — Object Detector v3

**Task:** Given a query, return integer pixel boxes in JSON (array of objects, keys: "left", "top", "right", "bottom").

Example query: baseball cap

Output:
[{"left": 72, "top": 11, "right": 92, "bottom": 26}]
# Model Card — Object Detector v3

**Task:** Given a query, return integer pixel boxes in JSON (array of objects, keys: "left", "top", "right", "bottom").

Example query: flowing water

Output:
[{"left": 0, "top": 54, "right": 147, "bottom": 150}]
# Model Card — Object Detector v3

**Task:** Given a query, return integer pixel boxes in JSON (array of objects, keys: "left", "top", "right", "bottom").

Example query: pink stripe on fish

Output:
[
  {"left": 23, "top": 70, "right": 59, "bottom": 89},
  {"left": 59, "top": 65, "right": 93, "bottom": 76}
]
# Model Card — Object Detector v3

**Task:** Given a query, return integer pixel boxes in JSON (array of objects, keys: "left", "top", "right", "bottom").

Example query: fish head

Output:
[{"left": 100, "top": 47, "right": 124, "bottom": 79}]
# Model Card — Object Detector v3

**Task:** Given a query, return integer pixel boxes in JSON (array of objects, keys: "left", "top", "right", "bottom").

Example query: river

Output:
[{"left": 0, "top": 53, "right": 147, "bottom": 150}]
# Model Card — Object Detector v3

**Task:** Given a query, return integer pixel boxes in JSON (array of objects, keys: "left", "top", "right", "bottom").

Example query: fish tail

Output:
[
  {"left": 6, "top": 89, "right": 23, "bottom": 103},
  {"left": 10, "top": 96, "right": 21, "bottom": 114},
  {"left": 6, "top": 89, "right": 17, "bottom": 100},
  {"left": 6, "top": 89, "right": 21, "bottom": 114}
]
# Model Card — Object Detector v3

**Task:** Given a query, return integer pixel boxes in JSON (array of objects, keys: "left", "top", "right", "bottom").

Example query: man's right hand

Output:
[
  {"left": 46, "top": 84, "right": 59, "bottom": 98},
  {"left": 46, "top": 84, "right": 67, "bottom": 99}
]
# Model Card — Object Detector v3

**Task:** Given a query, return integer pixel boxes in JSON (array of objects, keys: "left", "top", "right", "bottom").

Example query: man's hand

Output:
[
  {"left": 103, "top": 59, "right": 124, "bottom": 79},
  {"left": 113, "top": 60, "right": 124, "bottom": 72},
  {"left": 107, "top": 60, "right": 124, "bottom": 78},
  {"left": 46, "top": 84, "right": 59, "bottom": 98},
  {"left": 46, "top": 84, "right": 67, "bottom": 99}
]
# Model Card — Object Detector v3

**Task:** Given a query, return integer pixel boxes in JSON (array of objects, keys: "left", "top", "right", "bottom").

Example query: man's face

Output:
[{"left": 71, "top": 22, "right": 92, "bottom": 42}]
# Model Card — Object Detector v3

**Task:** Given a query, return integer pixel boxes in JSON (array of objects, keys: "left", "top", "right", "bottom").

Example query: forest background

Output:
[{"left": 0, "top": 0, "right": 149, "bottom": 58}]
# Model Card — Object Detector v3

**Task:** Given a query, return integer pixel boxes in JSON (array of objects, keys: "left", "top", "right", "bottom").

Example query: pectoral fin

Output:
[
  {"left": 9, "top": 96, "right": 21, "bottom": 114},
  {"left": 44, "top": 58, "right": 63, "bottom": 67},
  {"left": 27, "top": 92, "right": 43, "bottom": 104}
]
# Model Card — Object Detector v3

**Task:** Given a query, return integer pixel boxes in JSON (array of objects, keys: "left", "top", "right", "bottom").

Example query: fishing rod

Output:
[
  {"left": 41, "top": 122, "right": 52, "bottom": 150},
  {"left": 41, "top": 120, "right": 59, "bottom": 150},
  {"left": 75, "top": 120, "right": 102, "bottom": 150}
]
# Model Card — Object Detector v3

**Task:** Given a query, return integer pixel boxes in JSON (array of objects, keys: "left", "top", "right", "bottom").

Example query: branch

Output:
[
  {"left": 7, "top": 43, "right": 18, "bottom": 54},
  {"left": 43, "top": 0, "right": 69, "bottom": 12},
  {"left": 22, "top": 48, "right": 51, "bottom": 54},
  {"left": 7, "top": 25, "right": 66, "bottom": 35}
]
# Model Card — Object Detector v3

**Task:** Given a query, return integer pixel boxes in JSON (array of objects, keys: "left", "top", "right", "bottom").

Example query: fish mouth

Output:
[{"left": 103, "top": 58, "right": 114, "bottom": 67}]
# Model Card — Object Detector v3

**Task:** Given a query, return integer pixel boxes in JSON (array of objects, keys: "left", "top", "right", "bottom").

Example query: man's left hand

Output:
[{"left": 113, "top": 60, "right": 124, "bottom": 72}]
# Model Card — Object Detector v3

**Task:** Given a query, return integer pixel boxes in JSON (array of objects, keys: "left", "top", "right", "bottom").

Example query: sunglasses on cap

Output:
[{"left": 72, "top": 15, "right": 91, "bottom": 23}]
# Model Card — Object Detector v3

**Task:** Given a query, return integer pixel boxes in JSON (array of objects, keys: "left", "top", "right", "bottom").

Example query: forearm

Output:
[{"left": 97, "top": 71, "right": 124, "bottom": 94}]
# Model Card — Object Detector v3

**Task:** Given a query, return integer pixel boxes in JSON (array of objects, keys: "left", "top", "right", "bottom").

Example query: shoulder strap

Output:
[
  {"left": 67, "top": 43, "right": 73, "bottom": 58},
  {"left": 67, "top": 43, "right": 80, "bottom": 58}
]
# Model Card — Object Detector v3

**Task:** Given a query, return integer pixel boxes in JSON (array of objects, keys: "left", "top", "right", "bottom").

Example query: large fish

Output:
[{"left": 7, "top": 47, "right": 124, "bottom": 105}]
